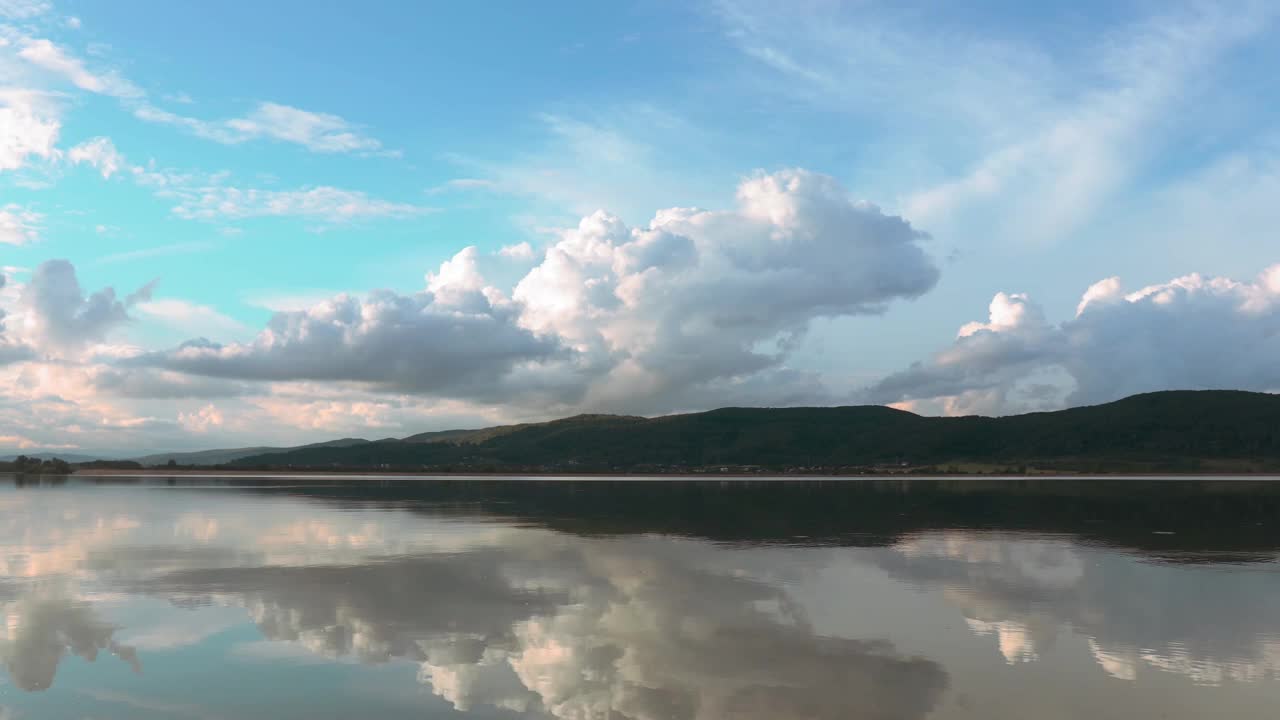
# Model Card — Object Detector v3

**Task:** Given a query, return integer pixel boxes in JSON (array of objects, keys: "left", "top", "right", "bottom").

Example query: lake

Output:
[{"left": 1, "top": 476, "right": 1278, "bottom": 719}]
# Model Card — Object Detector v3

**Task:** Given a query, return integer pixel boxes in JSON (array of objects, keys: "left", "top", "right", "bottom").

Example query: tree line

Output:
[{"left": 0, "top": 455, "right": 73, "bottom": 474}]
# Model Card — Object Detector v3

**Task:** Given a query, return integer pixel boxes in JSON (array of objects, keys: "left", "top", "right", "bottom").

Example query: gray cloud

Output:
[
  {"left": 0, "top": 344, "right": 33, "bottom": 365},
  {"left": 89, "top": 367, "right": 250, "bottom": 399},
  {"left": 863, "top": 265, "right": 1280, "bottom": 414},
  {"left": 154, "top": 273, "right": 563, "bottom": 399}
]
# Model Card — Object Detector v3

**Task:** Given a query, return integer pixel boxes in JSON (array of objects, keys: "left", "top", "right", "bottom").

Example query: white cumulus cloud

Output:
[
  {"left": 865, "top": 263, "right": 1280, "bottom": 415},
  {"left": 510, "top": 168, "right": 938, "bottom": 412},
  {"left": 153, "top": 170, "right": 938, "bottom": 413}
]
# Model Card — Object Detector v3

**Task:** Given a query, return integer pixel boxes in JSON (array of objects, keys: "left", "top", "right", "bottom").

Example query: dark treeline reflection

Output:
[{"left": 162, "top": 477, "right": 1280, "bottom": 562}]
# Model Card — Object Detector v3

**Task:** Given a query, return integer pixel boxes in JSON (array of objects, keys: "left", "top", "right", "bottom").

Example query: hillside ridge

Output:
[{"left": 216, "top": 390, "right": 1280, "bottom": 474}]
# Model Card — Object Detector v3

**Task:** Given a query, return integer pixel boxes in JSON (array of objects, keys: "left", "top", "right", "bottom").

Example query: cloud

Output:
[
  {"left": 154, "top": 248, "right": 561, "bottom": 396},
  {"left": 509, "top": 168, "right": 938, "bottom": 412},
  {"left": 498, "top": 241, "right": 535, "bottom": 261},
  {"left": 450, "top": 108, "right": 723, "bottom": 223},
  {"left": 251, "top": 396, "right": 402, "bottom": 432},
  {"left": 133, "top": 299, "right": 247, "bottom": 339},
  {"left": 178, "top": 403, "right": 223, "bottom": 432},
  {"left": 17, "top": 38, "right": 141, "bottom": 98},
  {"left": 0, "top": 358, "right": 223, "bottom": 456},
  {"left": 0, "top": 272, "right": 47, "bottom": 365},
  {"left": 714, "top": 0, "right": 1057, "bottom": 137},
  {"left": 134, "top": 101, "right": 386, "bottom": 154},
  {"left": 427, "top": 177, "right": 497, "bottom": 194},
  {"left": 717, "top": 1, "right": 1277, "bottom": 258},
  {"left": 0, "top": 433, "right": 39, "bottom": 448},
  {"left": 67, "top": 136, "right": 125, "bottom": 178},
  {"left": 0, "top": 88, "right": 61, "bottom": 172},
  {"left": 0, "top": 342, "right": 33, "bottom": 365},
  {"left": 10, "top": 259, "right": 152, "bottom": 356},
  {"left": 241, "top": 291, "right": 342, "bottom": 313},
  {"left": 0, "top": 204, "right": 41, "bottom": 245},
  {"left": 95, "top": 241, "right": 215, "bottom": 265},
  {"left": 168, "top": 185, "right": 426, "bottom": 223},
  {"left": 116, "top": 159, "right": 421, "bottom": 227},
  {"left": 224, "top": 102, "right": 385, "bottom": 154},
  {"left": 898, "top": 4, "right": 1275, "bottom": 248},
  {"left": 88, "top": 367, "right": 248, "bottom": 400},
  {"left": 0, "top": 0, "right": 51, "bottom": 19},
  {"left": 152, "top": 170, "right": 937, "bottom": 412},
  {"left": 864, "top": 263, "right": 1280, "bottom": 415}
]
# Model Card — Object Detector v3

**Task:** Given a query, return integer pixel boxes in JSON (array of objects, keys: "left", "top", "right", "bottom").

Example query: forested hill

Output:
[{"left": 224, "top": 390, "right": 1280, "bottom": 473}]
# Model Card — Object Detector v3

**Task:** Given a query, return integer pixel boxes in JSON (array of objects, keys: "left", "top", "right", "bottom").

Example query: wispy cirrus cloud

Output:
[
  {"left": 446, "top": 108, "right": 725, "bottom": 224},
  {"left": 0, "top": 204, "right": 41, "bottom": 245},
  {"left": 135, "top": 101, "right": 391, "bottom": 155},
  {"left": 133, "top": 299, "right": 247, "bottom": 340},
  {"left": 17, "top": 37, "right": 141, "bottom": 98},
  {"left": 0, "top": 0, "right": 51, "bottom": 20},
  {"left": 899, "top": 3, "right": 1277, "bottom": 247},
  {"left": 59, "top": 138, "right": 427, "bottom": 225},
  {"left": 425, "top": 177, "right": 498, "bottom": 194},
  {"left": 716, "top": 0, "right": 1278, "bottom": 251},
  {"left": 169, "top": 185, "right": 428, "bottom": 224},
  {"left": 95, "top": 241, "right": 216, "bottom": 266}
]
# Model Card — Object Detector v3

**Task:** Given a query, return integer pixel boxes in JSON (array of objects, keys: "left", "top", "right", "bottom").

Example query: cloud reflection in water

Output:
[{"left": 2, "top": 478, "right": 1280, "bottom": 720}]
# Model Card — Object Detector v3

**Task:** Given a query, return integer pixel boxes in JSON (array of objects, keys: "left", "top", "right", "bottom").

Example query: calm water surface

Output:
[{"left": 1, "top": 476, "right": 1279, "bottom": 719}]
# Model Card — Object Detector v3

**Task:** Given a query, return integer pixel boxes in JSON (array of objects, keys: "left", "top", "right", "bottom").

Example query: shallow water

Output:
[{"left": 1, "top": 476, "right": 1278, "bottom": 719}]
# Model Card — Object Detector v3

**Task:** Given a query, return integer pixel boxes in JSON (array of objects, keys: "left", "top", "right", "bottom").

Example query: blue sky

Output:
[{"left": 3, "top": 0, "right": 1280, "bottom": 454}]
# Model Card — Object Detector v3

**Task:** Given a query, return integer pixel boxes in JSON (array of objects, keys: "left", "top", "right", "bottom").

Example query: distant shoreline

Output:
[{"left": 46, "top": 469, "right": 1280, "bottom": 481}]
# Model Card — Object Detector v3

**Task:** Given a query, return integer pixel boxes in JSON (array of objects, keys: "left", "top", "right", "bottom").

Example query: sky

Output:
[{"left": 2, "top": 0, "right": 1280, "bottom": 455}]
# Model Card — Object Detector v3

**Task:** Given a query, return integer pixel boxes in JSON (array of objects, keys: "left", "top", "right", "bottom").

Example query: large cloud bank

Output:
[
  {"left": 866, "top": 265, "right": 1280, "bottom": 415},
  {"left": 7, "top": 168, "right": 1280, "bottom": 453},
  {"left": 156, "top": 169, "right": 940, "bottom": 411}
]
